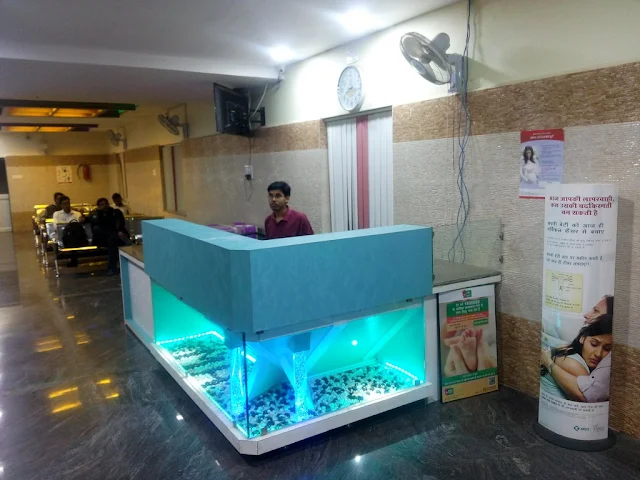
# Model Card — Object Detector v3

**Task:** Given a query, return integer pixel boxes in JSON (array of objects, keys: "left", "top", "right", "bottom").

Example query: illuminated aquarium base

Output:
[{"left": 158, "top": 332, "right": 424, "bottom": 439}]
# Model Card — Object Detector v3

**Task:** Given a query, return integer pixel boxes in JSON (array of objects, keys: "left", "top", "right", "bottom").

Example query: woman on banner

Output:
[
  {"left": 520, "top": 146, "right": 541, "bottom": 185},
  {"left": 540, "top": 313, "right": 613, "bottom": 402}
]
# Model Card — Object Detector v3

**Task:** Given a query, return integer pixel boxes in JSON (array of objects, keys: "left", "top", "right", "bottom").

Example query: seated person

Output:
[
  {"left": 52, "top": 195, "right": 84, "bottom": 226},
  {"left": 88, "top": 197, "right": 130, "bottom": 276},
  {"left": 111, "top": 193, "right": 131, "bottom": 215},
  {"left": 52, "top": 195, "right": 85, "bottom": 267},
  {"left": 39, "top": 192, "right": 64, "bottom": 222}
]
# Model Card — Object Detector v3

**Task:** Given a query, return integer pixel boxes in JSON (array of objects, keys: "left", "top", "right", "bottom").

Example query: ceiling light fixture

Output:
[
  {"left": 0, "top": 100, "right": 135, "bottom": 118},
  {"left": 339, "top": 8, "right": 379, "bottom": 34},
  {"left": 269, "top": 46, "right": 294, "bottom": 63},
  {"left": 0, "top": 123, "right": 99, "bottom": 133}
]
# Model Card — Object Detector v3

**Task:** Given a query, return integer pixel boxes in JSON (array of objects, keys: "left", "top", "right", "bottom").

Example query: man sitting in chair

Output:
[
  {"left": 52, "top": 195, "right": 85, "bottom": 267},
  {"left": 88, "top": 198, "right": 130, "bottom": 276}
]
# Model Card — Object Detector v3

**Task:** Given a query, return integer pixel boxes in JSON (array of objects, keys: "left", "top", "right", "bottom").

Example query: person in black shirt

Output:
[
  {"left": 88, "top": 197, "right": 130, "bottom": 276},
  {"left": 40, "top": 192, "right": 64, "bottom": 222}
]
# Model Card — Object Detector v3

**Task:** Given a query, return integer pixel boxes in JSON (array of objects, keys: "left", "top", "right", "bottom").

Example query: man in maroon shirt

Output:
[{"left": 264, "top": 181, "right": 314, "bottom": 240}]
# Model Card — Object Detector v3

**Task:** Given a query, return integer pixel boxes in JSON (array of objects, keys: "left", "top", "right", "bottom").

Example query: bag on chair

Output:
[{"left": 61, "top": 221, "right": 89, "bottom": 249}]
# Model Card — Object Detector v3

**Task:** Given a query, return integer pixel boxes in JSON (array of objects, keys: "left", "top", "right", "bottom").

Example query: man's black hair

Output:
[
  {"left": 112, "top": 193, "right": 122, "bottom": 201},
  {"left": 267, "top": 181, "right": 291, "bottom": 197}
]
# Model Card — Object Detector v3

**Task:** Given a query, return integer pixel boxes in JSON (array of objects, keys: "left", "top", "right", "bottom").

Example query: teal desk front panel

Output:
[{"left": 143, "top": 220, "right": 432, "bottom": 335}]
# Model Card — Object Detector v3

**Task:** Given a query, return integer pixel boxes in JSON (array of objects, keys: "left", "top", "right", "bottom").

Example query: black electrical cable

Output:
[{"left": 448, "top": 0, "right": 472, "bottom": 263}]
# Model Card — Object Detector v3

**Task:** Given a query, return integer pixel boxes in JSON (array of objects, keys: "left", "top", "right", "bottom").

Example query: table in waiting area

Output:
[{"left": 118, "top": 222, "right": 501, "bottom": 455}]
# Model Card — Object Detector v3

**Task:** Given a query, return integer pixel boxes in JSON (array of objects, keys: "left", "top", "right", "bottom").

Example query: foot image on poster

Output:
[{"left": 438, "top": 286, "right": 499, "bottom": 403}]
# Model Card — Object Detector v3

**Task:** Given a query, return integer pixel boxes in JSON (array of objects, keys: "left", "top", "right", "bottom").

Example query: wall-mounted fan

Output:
[
  {"left": 158, "top": 112, "right": 189, "bottom": 138},
  {"left": 108, "top": 129, "right": 127, "bottom": 149},
  {"left": 399, "top": 32, "right": 465, "bottom": 93}
]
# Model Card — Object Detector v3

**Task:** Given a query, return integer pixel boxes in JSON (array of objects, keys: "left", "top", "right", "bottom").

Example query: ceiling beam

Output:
[{"left": 0, "top": 41, "right": 279, "bottom": 82}]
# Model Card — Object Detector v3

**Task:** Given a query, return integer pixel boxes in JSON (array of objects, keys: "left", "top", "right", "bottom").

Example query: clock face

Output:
[{"left": 337, "top": 66, "right": 364, "bottom": 112}]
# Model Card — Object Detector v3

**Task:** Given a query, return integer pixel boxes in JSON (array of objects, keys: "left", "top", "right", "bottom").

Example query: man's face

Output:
[
  {"left": 54, "top": 195, "right": 63, "bottom": 205},
  {"left": 268, "top": 189, "right": 289, "bottom": 212},
  {"left": 113, "top": 196, "right": 123, "bottom": 206},
  {"left": 98, "top": 200, "right": 108, "bottom": 211},
  {"left": 61, "top": 199, "right": 71, "bottom": 212},
  {"left": 584, "top": 297, "right": 608, "bottom": 323}
]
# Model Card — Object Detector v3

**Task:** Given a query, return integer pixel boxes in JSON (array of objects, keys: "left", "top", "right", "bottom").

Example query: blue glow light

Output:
[
  {"left": 241, "top": 351, "right": 257, "bottom": 363},
  {"left": 293, "top": 352, "right": 309, "bottom": 419},
  {"left": 229, "top": 347, "right": 247, "bottom": 416},
  {"left": 156, "top": 330, "right": 222, "bottom": 345},
  {"left": 385, "top": 362, "right": 419, "bottom": 382},
  {"left": 351, "top": 340, "right": 358, "bottom": 346}
]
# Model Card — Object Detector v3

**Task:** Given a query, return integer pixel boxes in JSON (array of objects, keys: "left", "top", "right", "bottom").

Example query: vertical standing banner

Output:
[
  {"left": 535, "top": 184, "right": 618, "bottom": 450},
  {"left": 439, "top": 285, "right": 498, "bottom": 403},
  {"left": 520, "top": 129, "right": 564, "bottom": 199}
]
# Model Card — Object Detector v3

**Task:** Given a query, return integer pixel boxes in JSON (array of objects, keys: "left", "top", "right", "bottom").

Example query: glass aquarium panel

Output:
[
  {"left": 243, "top": 303, "right": 426, "bottom": 438},
  {"left": 151, "top": 282, "right": 426, "bottom": 440},
  {"left": 151, "top": 282, "right": 251, "bottom": 436}
]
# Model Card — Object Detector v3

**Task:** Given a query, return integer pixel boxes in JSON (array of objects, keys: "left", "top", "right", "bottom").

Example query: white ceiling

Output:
[{"left": 0, "top": 0, "right": 456, "bottom": 122}]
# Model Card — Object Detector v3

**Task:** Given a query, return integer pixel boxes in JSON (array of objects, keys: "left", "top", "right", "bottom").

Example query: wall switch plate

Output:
[
  {"left": 244, "top": 165, "right": 253, "bottom": 180},
  {"left": 152, "top": 169, "right": 157, "bottom": 176}
]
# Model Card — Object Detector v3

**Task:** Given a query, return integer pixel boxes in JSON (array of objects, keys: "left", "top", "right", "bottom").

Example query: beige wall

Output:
[
  {"left": 392, "top": 62, "right": 640, "bottom": 438},
  {"left": 123, "top": 146, "right": 164, "bottom": 217},
  {"left": 260, "top": 0, "right": 640, "bottom": 127},
  {"left": 0, "top": 132, "right": 112, "bottom": 156},
  {"left": 173, "top": 120, "right": 329, "bottom": 231},
  {"left": 5, "top": 154, "right": 115, "bottom": 232}
]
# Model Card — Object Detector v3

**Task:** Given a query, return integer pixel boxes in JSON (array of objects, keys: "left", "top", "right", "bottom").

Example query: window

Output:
[{"left": 161, "top": 144, "right": 184, "bottom": 213}]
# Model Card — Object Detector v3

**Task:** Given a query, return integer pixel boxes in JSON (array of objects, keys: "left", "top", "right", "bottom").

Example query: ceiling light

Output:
[
  {"left": 176, "top": 414, "right": 184, "bottom": 421},
  {"left": 38, "top": 126, "right": 72, "bottom": 133},
  {"left": 4, "top": 126, "right": 38, "bottom": 132},
  {"left": 269, "top": 46, "right": 294, "bottom": 63},
  {"left": 0, "top": 99, "right": 135, "bottom": 118},
  {"left": 339, "top": 8, "right": 379, "bottom": 34},
  {"left": 52, "top": 108, "right": 104, "bottom": 118},
  {"left": 0, "top": 123, "right": 99, "bottom": 132},
  {"left": 6, "top": 107, "right": 55, "bottom": 117}
]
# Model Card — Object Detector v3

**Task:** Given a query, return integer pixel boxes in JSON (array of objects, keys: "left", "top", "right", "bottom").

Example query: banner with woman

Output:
[{"left": 535, "top": 183, "right": 618, "bottom": 450}]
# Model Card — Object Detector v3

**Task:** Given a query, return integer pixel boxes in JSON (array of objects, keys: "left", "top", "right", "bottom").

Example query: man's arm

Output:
[
  {"left": 114, "top": 209, "right": 127, "bottom": 233},
  {"left": 264, "top": 217, "right": 271, "bottom": 240},
  {"left": 577, "top": 354, "right": 612, "bottom": 403},
  {"left": 300, "top": 215, "right": 314, "bottom": 236}
]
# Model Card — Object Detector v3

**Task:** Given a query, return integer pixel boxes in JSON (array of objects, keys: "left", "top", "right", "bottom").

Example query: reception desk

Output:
[{"left": 119, "top": 220, "right": 500, "bottom": 455}]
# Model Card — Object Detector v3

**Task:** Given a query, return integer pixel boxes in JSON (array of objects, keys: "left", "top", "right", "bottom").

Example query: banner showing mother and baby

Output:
[
  {"left": 520, "top": 129, "right": 565, "bottom": 199},
  {"left": 536, "top": 183, "right": 618, "bottom": 448}
]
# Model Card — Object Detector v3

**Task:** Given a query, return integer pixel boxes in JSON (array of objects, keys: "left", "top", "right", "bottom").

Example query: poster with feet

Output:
[{"left": 438, "top": 285, "right": 498, "bottom": 403}]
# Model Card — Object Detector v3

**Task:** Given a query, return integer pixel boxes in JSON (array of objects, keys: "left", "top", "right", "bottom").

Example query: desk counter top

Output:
[{"left": 120, "top": 246, "right": 500, "bottom": 291}]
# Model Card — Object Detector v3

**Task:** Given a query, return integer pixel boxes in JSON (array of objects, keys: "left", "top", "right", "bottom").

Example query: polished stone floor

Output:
[{"left": 1, "top": 233, "right": 640, "bottom": 480}]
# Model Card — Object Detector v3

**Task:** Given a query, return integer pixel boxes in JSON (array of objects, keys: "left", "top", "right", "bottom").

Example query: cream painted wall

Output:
[
  {"left": 118, "top": 114, "right": 184, "bottom": 152},
  {"left": 0, "top": 132, "right": 112, "bottom": 156},
  {"left": 116, "top": 102, "right": 216, "bottom": 152},
  {"left": 261, "top": 0, "right": 640, "bottom": 127}
]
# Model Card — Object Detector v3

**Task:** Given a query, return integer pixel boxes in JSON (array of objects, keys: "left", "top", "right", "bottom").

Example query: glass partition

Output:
[{"left": 432, "top": 217, "right": 503, "bottom": 270}]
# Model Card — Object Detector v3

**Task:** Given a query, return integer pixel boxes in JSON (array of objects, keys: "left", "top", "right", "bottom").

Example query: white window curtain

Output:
[
  {"left": 368, "top": 110, "right": 393, "bottom": 227},
  {"left": 327, "top": 118, "right": 358, "bottom": 232}
]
